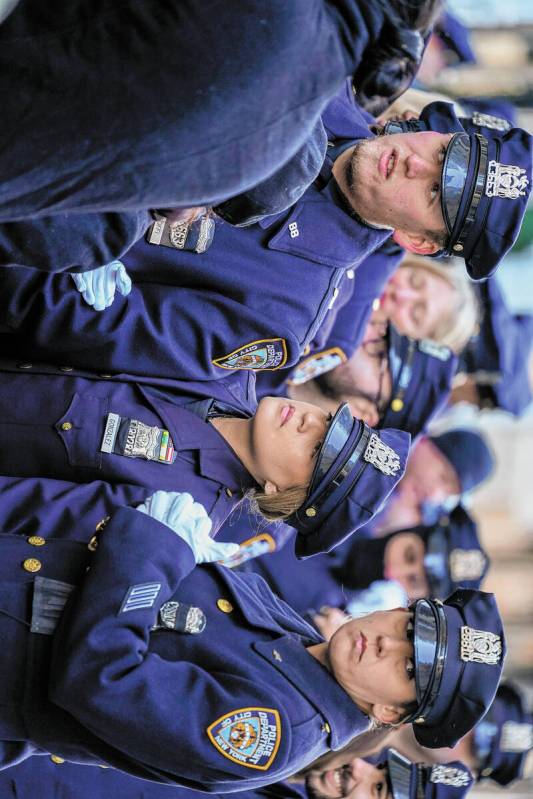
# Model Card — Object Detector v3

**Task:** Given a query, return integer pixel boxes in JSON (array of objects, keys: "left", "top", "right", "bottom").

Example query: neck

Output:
[
  {"left": 210, "top": 416, "right": 260, "bottom": 484},
  {"left": 306, "top": 642, "right": 330, "bottom": 669}
]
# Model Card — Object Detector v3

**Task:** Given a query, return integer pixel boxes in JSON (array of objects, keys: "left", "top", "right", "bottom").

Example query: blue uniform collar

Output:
[{"left": 254, "top": 636, "right": 371, "bottom": 750}]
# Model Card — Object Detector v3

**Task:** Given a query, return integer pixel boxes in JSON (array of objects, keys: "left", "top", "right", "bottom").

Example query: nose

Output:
[
  {"left": 299, "top": 411, "right": 326, "bottom": 435},
  {"left": 376, "top": 634, "right": 413, "bottom": 658},
  {"left": 405, "top": 153, "right": 436, "bottom": 180}
]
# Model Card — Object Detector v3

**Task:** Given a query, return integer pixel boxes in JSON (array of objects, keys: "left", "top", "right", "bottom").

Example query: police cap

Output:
[
  {"left": 291, "top": 403, "right": 410, "bottom": 558},
  {"left": 421, "top": 505, "right": 489, "bottom": 599},
  {"left": 405, "top": 589, "right": 506, "bottom": 748},
  {"left": 387, "top": 748, "right": 474, "bottom": 799}
]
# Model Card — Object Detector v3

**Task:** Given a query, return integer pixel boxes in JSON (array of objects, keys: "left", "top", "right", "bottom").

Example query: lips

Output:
[
  {"left": 280, "top": 404, "right": 294, "bottom": 427},
  {"left": 378, "top": 149, "right": 397, "bottom": 180}
]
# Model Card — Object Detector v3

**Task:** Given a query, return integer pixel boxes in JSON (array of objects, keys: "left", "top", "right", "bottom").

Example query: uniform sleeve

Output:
[
  {"left": 49, "top": 507, "right": 292, "bottom": 788},
  {"left": 0, "top": 267, "right": 301, "bottom": 380},
  {"left": 0, "top": 210, "right": 151, "bottom": 272},
  {"left": 0, "top": 475, "right": 149, "bottom": 540}
]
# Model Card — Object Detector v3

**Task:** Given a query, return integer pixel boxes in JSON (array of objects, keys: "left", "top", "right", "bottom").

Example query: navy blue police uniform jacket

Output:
[
  {"left": 0, "top": 94, "right": 390, "bottom": 382},
  {"left": 0, "top": 501, "right": 370, "bottom": 788},
  {"left": 0, "top": 757, "right": 309, "bottom": 799},
  {"left": 0, "top": 0, "right": 390, "bottom": 219},
  {"left": 0, "top": 363, "right": 257, "bottom": 534}
]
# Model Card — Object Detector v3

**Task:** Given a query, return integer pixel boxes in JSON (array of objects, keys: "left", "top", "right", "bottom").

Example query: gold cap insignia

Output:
[
  {"left": 363, "top": 433, "right": 401, "bottom": 477},
  {"left": 460, "top": 625, "right": 502, "bottom": 665},
  {"left": 449, "top": 549, "right": 486, "bottom": 582},
  {"left": 500, "top": 721, "right": 533, "bottom": 753},
  {"left": 486, "top": 160, "right": 529, "bottom": 200},
  {"left": 430, "top": 765, "right": 470, "bottom": 787}
]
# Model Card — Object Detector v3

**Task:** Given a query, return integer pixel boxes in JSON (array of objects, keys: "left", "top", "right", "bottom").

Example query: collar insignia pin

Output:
[
  {"left": 500, "top": 721, "right": 533, "bottom": 752},
  {"left": 430, "top": 765, "right": 470, "bottom": 787},
  {"left": 449, "top": 549, "right": 486, "bottom": 582},
  {"left": 460, "top": 625, "right": 502, "bottom": 665},
  {"left": 363, "top": 433, "right": 401, "bottom": 476},
  {"left": 471, "top": 112, "right": 511, "bottom": 132},
  {"left": 486, "top": 160, "right": 529, "bottom": 199}
]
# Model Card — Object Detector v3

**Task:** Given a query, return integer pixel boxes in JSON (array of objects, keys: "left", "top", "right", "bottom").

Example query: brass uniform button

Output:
[
  {"left": 321, "top": 722, "right": 331, "bottom": 734},
  {"left": 391, "top": 398, "right": 404, "bottom": 412},
  {"left": 95, "top": 516, "right": 110, "bottom": 532},
  {"left": 216, "top": 598, "right": 233, "bottom": 613},
  {"left": 87, "top": 535, "right": 98, "bottom": 552},
  {"left": 224, "top": 487, "right": 233, "bottom": 498},
  {"left": 59, "top": 366, "right": 73, "bottom": 372},
  {"left": 61, "top": 422, "right": 73, "bottom": 431},
  {"left": 23, "top": 558, "right": 42, "bottom": 573},
  {"left": 28, "top": 535, "right": 46, "bottom": 546},
  {"left": 305, "top": 507, "right": 317, "bottom": 518},
  {"left": 50, "top": 755, "right": 65, "bottom": 764}
]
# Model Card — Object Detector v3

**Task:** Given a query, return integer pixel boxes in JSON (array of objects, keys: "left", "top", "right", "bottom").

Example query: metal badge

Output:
[
  {"left": 430, "top": 765, "right": 471, "bottom": 787},
  {"left": 158, "top": 600, "right": 206, "bottom": 634},
  {"left": 471, "top": 112, "right": 511, "bottom": 132},
  {"left": 500, "top": 721, "right": 533, "bottom": 753},
  {"left": 363, "top": 433, "right": 401, "bottom": 476},
  {"left": 460, "top": 625, "right": 502, "bottom": 665},
  {"left": 449, "top": 549, "right": 486, "bottom": 582},
  {"left": 486, "top": 160, "right": 529, "bottom": 199},
  {"left": 123, "top": 419, "right": 160, "bottom": 460}
]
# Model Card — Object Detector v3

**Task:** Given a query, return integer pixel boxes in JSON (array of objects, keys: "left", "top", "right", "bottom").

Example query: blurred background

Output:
[{"left": 419, "top": 2, "right": 533, "bottom": 795}]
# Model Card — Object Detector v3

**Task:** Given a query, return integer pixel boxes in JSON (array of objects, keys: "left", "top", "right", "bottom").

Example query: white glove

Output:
[
  {"left": 136, "top": 491, "right": 239, "bottom": 564},
  {"left": 71, "top": 260, "right": 132, "bottom": 311}
]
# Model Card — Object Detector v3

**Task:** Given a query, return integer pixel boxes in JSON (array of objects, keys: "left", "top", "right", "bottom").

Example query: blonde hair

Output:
[
  {"left": 246, "top": 484, "right": 309, "bottom": 522},
  {"left": 399, "top": 254, "right": 480, "bottom": 353}
]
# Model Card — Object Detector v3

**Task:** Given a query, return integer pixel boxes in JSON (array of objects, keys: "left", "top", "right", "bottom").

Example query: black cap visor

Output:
[
  {"left": 441, "top": 133, "right": 471, "bottom": 234},
  {"left": 412, "top": 599, "right": 448, "bottom": 720},
  {"left": 309, "top": 403, "right": 353, "bottom": 493},
  {"left": 387, "top": 749, "right": 413, "bottom": 799}
]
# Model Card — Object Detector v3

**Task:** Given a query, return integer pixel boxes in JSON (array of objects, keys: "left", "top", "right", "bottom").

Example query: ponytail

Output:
[{"left": 246, "top": 484, "right": 309, "bottom": 522}]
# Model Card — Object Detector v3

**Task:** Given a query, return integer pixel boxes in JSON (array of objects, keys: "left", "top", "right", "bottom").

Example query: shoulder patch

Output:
[
  {"left": 213, "top": 339, "right": 287, "bottom": 371},
  {"left": 288, "top": 347, "right": 347, "bottom": 386},
  {"left": 119, "top": 582, "right": 161, "bottom": 613},
  {"left": 207, "top": 707, "right": 281, "bottom": 770}
]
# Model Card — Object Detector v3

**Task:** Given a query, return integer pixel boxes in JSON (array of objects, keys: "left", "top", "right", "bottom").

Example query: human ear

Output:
[
  {"left": 263, "top": 480, "right": 279, "bottom": 496},
  {"left": 371, "top": 704, "right": 404, "bottom": 725},
  {"left": 392, "top": 230, "right": 441, "bottom": 255}
]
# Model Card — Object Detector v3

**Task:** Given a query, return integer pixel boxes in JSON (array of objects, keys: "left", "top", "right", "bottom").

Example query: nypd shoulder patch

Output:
[
  {"left": 288, "top": 347, "right": 347, "bottom": 386},
  {"left": 207, "top": 707, "right": 281, "bottom": 770},
  {"left": 213, "top": 339, "right": 287, "bottom": 371}
]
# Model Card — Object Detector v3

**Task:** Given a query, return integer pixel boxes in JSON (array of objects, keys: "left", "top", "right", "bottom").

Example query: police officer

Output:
[
  {"left": 0, "top": 488, "right": 506, "bottom": 785},
  {"left": 2, "top": 92, "right": 530, "bottom": 381},
  {"left": 0, "top": 362, "right": 410, "bottom": 552},
  {"left": 454, "top": 277, "right": 533, "bottom": 416},
  {"left": 215, "top": 317, "right": 458, "bottom": 563}
]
